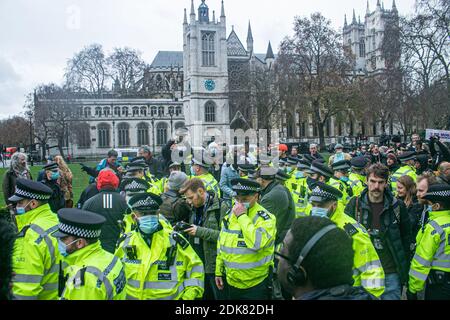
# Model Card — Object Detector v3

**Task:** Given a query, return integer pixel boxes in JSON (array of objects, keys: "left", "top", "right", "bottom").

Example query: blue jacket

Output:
[{"left": 219, "top": 163, "right": 239, "bottom": 199}]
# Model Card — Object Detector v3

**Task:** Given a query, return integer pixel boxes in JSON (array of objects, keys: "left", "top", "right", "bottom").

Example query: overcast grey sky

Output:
[{"left": 0, "top": 0, "right": 416, "bottom": 119}]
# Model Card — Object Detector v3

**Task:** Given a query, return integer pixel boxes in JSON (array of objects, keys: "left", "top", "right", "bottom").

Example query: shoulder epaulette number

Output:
[
  {"left": 172, "top": 232, "right": 189, "bottom": 250},
  {"left": 344, "top": 223, "right": 358, "bottom": 237},
  {"left": 257, "top": 211, "right": 271, "bottom": 221}
]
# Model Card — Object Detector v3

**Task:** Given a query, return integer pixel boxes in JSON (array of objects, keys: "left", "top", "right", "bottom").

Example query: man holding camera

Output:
[{"left": 179, "top": 178, "right": 229, "bottom": 300}]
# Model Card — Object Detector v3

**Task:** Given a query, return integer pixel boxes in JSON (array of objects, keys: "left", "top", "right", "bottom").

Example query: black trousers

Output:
[
  {"left": 226, "top": 276, "right": 271, "bottom": 300},
  {"left": 204, "top": 274, "right": 226, "bottom": 300},
  {"left": 425, "top": 284, "right": 450, "bottom": 300}
]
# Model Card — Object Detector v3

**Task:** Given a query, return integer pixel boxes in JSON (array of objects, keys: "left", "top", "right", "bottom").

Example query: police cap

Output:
[
  {"left": 8, "top": 178, "right": 53, "bottom": 203},
  {"left": 128, "top": 192, "right": 163, "bottom": 213},
  {"left": 52, "top": 208, "right": 106, "bottom": 239},
  {"left": 310, "top": 160, "right": 333, "bottom": 179},
  {"left": 422, "top": 184, "right": 450, "bottom": 205},
  {"left": 309, "top": 181, "right": 343, "bottom": 203},
  {"left": 231, "top": 178, "right": 261, "bottom": 195}
]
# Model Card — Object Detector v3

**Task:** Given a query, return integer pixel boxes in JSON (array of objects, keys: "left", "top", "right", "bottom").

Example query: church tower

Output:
[{"left": 183, "top": 0, "right": 229, "bottom": 147}]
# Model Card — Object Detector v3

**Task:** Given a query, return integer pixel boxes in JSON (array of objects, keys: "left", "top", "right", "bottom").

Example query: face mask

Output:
[
  {"left": 340, "top": 176, "right": 349, "bottom": 183},
  {"left": 286, "top": 167, "right": 293, "bottom": 173},
  {"left": 426, "top": 204, "right": 433, "bottom": 212},
  {"left": 138, "top": 215, "right": 159, "bottom": 235},
  {"left": 58, "top": 238, "right": 80, "bottom": 257},
  {"left": 241, "top": 202, "right": 251, "bottom": 209},
  {"left": 15, "top": 200, "right": 32, "bottom": 215},
  {"left": 310, "top": 207, "right": 330, "bottom": 218},
  {"left": 51, "top": 171, "right": 60, "bottom": 180},
  {"left": 295, "top": 171, "right": 304, "bottom": 179},
  {"left": 190, "top": 166, "right": 196, "bottom": 176}
]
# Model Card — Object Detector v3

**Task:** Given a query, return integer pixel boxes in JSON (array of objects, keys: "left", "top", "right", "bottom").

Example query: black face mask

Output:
[{"left": 306, "top": 176, "right": 316, "bottom": 188}]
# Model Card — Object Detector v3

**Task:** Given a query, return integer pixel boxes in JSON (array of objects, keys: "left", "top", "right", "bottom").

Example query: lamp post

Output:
[
  {"left": 112, "top": 120, "right": 116, "bottom": 149},
  {"left": 151, "top": 117, "right": 155, "bottom": 154},
  {"left": 27, "top": 111, "right": 33, "bottom": 166},
  {"left": 169, "top": 108, "right": 174, "bottom": 137}
]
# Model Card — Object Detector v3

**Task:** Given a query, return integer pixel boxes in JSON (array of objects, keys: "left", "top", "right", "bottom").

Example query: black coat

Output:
[
  {"left": 82, "top": 188, "right": 128, "bottom": 253},
  {"left": 76, "top": 182, "right": 100, "bottom": 209},
  {"left": 299, "top": 285, "right": 377, "bottom": 300},
  {"left": 41, "top": 179, "right": 65, "bottom": 213},
  {"left": 405, "top": 198, "right": 424, "bottom": 240},
  {"left": 344, "top": 189, "right": 413, "bottom": 284}
]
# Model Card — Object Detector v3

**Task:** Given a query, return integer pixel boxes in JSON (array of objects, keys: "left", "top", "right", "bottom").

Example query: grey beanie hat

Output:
[{"left": 168, "top": 171, "right": 188, "bottom": 191}]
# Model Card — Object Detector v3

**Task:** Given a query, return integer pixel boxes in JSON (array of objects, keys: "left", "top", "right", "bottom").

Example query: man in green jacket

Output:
[{"left": 180, "top": 178, "right": 229, "bottom": 300}]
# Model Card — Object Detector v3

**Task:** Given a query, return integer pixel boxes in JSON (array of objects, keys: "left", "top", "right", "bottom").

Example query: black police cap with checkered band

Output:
[
  {"left": 231, "top": 178, "right": 261, "bottom": 195},
  {"left": 310, "top": 160, "right": 333, "bottom": 178},
  {"left": 52, "top": 208, "right": 106, "bottom": 239},
  {"left": 351, "top": 156, "right": 368, "bottom": 169},
  {"left": 297, "top": 159, "right": 312, "bottom": 170},
  {"left": 276, "top": 169, "right": 291, "bottom": 182},
  {"left": 128, "top": 192, "right": 162, "bottom": 212},
  {"left": 422, "top": 184, "right": 450, "bottom": 205},
  {"left": 120, "top": 177, "right": 150, "bottom": 193},
  {"left": 309, "top": 181, "right": 343, "bottom": 203},
  {"left": 8, "top": 178, "right": 53, "bottom": 202},
  {"left": 398, "top": 151, "right": 417, "bottom": 163},
  {"left": 287, "top": 157, "right": 299, "bottom": 165},
  {"left": 331, "top": 160, "right": 351, "bottom": 171}
]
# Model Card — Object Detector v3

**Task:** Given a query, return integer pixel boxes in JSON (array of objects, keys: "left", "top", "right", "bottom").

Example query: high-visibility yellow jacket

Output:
[
  {"left": 155, "top": 177, "right": 168, "bottom": 194},
  {"left": 328, "top": 178, "right": 350, "bottom": 206},
  {"left": 12, "top": 204, "right": 60, "bottom": 300},
  {"left": 348, "top": 173, "right": 366, "bottom": 198},
  {"left": 115, "top": 221, "right": 204, "bottom": 300},
  {"left": 409, "top": 210, "right": 450, "bottom": 294},
  {"left": 60, "top": 241, "right": 126, "bottom": 300},
  {"left": 390, "top": 165, "right": 417, "bottom": 195},
  {"left": 330, "top": 204, "right": 385, "bottom": 297},
  {"left": 289, "top": 177, "right": 311, "bottom": 218},
  {"left": 215, "top": 202, "right": 276, "bottom": 289},
  {"left": 195, "top": 173, "right": 221, "bottom": 198},
  {"left": 143, "top": 174, "right": 161, "bottom": 195}
]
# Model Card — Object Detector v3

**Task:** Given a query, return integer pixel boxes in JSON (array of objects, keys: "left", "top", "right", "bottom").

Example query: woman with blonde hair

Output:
[
  {"left": 54, "top": 155, "right": 74, "bottom": 208},
  {"left": 396, "top": 175, "right": 422, "bottom": 238}
]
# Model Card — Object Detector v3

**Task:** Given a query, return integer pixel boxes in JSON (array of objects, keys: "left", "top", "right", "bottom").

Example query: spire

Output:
[
  {"left": 190, "top": 0, "right": 195, "bottom": 16},
  {"left": 265, "top": 41, "right": 275, "bottom": 60},
  {"left": 377, "top": 0, "right": 381, "bottom": 7},
  {"left": 247, "top": 21, "right": 254, "bottom": 54},
  {"left": 352, "top": 9, "right": 357, "bottom": 24},
  {"left": 344, "top": 14, "right": 348, "bottom": 27},
  {"left": 392, "top": 0, "right": 398, "bottom": 13},
  {"left": 366, "top": 0, "right": 370, "bottom": 15},
  {"left": 221, "top": 0, "right": 225, "bottom": 17},
  {"left": 198, "top": 0, "right": 209, "bottom": 23},
  {"left": 212, "top": 10, "right": 215, "bottom": 23},
  {"left": 184, "top": 8, "right": 188, "bottom": 24},
  {"left": 358, "top": 15, "right": 361, "bottom": 24},
  {"left": 382, "top": 1, "right": 385, "bottom": 10}
]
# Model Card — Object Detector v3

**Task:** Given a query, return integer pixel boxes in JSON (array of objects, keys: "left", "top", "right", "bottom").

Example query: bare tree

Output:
[
  {"left": 0, "top": 116, "right": 30, "bottom": 147},
  {"left": 107, "top": 47, "right": 146, "bottom": 93},
  {"left": 278, "top": 13, "right": 356, "bottom": 147},
  {"left": 65, "top": 44, "right": 110, "bottom": 96}
]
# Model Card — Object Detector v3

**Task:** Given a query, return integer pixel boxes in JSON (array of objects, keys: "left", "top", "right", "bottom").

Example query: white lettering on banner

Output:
[{"left": 426, "top": 129, "right": 450, "bottom": 143}]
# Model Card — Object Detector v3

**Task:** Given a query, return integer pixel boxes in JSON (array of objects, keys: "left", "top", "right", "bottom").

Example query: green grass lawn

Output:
[{"left": 0, "top": 162, "right": 96, "bottom": 207}]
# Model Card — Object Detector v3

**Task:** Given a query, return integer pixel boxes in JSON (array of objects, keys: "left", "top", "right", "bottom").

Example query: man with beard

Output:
[{"left": 345, "top": 163, "right": 412, "bottom": 300}]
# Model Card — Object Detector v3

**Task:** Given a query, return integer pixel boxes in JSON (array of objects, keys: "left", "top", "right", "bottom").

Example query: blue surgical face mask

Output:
[
  {"left": 242, "top": 202, "right": 251, "bottom": 209},
  {"left": 310, "top": 207, "right": 330, "bottom": 218},
  {"left": 51, "top": 171, "right": 60, "bottom": 180},
  {"left": 340, "top": 176, "right": 349, "bottom": 183},
  {"left": 286, "top": 167, "right": 293, "bottom": 173},
  {"left": 426, "top": 204, "right": 433, "bottom": 212},
  {"left": 58, "top": 238, "right": 80, "bottom": 257},
  {"left": 295, "top": 171, "right": 304, "bottom": 179},
  {"left": 190, "top": 166, "right": 196, "bottom": 176},
  {"left": 138, "top": 215, "right": 159, "bottom": 235},
  {"left": 15, "top": 200, "right": 32, "bottom": 215}
]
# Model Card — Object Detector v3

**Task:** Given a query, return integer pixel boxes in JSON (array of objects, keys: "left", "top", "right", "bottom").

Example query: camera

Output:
[{"left": 173, "top": 221, "right": 192, "bottom": 232}]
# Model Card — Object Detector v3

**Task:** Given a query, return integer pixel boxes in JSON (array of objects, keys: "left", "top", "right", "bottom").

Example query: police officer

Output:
[
  {"left": 190, "top": 155, "right": 221, "bottom": 198},
  {"left": 408, "top": 184, "right": 450, "bottom": 300},
  {"left": 291, "top": 159, "right": 312, "bottom": 218},
  {"left": 9, "top": 179, "right": 60, "bottom": 300},
  {"left": 41, "top": 162, "right": 65, "bottom": 213},
  {"left": 308, "top": 161, "right": 345, "bottom": 207},
  {"left": 52, "top": 208, "right": 126, "bottom": 300},
  {"left": 309, "top": 182, "right": 385, "bottom": 298},
  {"left": 330, "top": 160, "right": 353, "bottom": 205},
  {"left": 215, "top": 178, "right": 276, "bottom": 300},
  {"left": 125, "top": 161, "right": 160, "bottom": 195},
  {"left": 119, "top": 177, "right": 151, "bottom": 233},
  {"left": 349, "top": 156, "right": 368, "bottom": 198},
  {"left": 391, "top": 151, "right": 417, "bottom": 195},
  {"left": 115, "top": 193, "right": 204, "bottom": 300}
]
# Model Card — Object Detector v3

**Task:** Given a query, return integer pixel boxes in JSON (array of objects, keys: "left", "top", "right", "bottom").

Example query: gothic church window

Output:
[
  {"left": 95, "top": 107, "right": 102, "bottom": 117},
  {"left": 359, "top": 40, "right": 365, "bottom": 57},
  {"left": 156, "top": 122, "right": 168, "bottom": 146},
  {"left": 76, "top": 122, "right": 91, "bottom": 148},
  {"left": 118, "top": 123, "right": 130, "bottom": 147},
  {"left": 133, "top": 107, "right": 139, "bottom": 116},
  {"left": 98, "top": 123, "right": 110, "bottom": 148},
  {"left": 140, "top": 107, "right": 147, "bottom": 116},
  {"left": 151, "top": 106, "right": 157, "bottom": 116},
  {"left": 176, "top": 106, "right": 182, "bottom": 116},
  {"left": 205, "top": 101, "right": 216, "bottom": 122},
  {"left": 122, "top": 107, "right": 129, "bottom": 116},
  {"left": 114, "top": 107, "right": 120, "bottom": 116},
  {"left": 202, "top": 32, "right": 215, "bottom": 66},
  {"left": 137, "top": 122, "right": 149, "bottom": 146}
]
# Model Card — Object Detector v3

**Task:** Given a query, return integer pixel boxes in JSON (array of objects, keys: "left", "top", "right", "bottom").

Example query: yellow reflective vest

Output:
[
  {"left": 115, "top": 221, "right": 204, "bottom": 300},
  {"left": 12, "top": 204, "right": 60, "bottom": 300},
  {"left": 60, "top": 241, "right": 126, "bottom": 300},
  {"left": 348, "top": 173, "right": 366, "bottom": 198},
  {"left": 330, "top": 204, "right": 385, "bottom": 297},
  {"left": 289, "top": 177, "right": 311, "bottom": 218},
  {"left": 390, "top": 165, "right": 417, "bottom": 195},
  {"left": 216, "top": 202, "right": 276, "bottom": 289},
  {"left": 409, "top": 210, "right": 450, "bottom": 294},
  {"left": 328, "top": 178, "right": 350, "bottom": 206},
  {"left": 195, "top": 173, "right": 221, "bottom": 198}
]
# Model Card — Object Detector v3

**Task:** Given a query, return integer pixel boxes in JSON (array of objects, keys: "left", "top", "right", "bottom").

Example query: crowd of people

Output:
[{"left": 1, "top": 132, "right": 450, "bottom": 301}]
